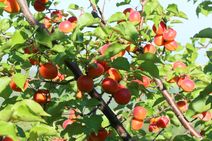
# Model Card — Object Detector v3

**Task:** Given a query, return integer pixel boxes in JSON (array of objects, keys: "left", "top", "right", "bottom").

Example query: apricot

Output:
[
  {"left": 77, "top": 75, "right": 94, "bottom": 92},
  {"left": 10, "top": 80, "right": 28, "bottom": 92},
  {"left": 2, "top": 137, "right": 13, "bottom": 141},
  {"left": 177, "top": 77, "right": 195, "bottom": 92},
  {"left": 176, "top": 100, "right": 188, "bottom": 112},
  {"left": 164, "top": 40, "right": 178, "bottom": 51},
  {"left": 156, "top": 116, "right": 169, "bottom": 128},
  {"left": 167, "top": 76, "right": 179, "bottom": 83},
  {"left": 33, "top": 89, "right": 50, "bottom": 104},
  {"left": 101, "top": 77, "right": 119, "bottom": 94},
  {"left": 152, "top": 21, "right": 166, "bottom": 35},
  {"left": 34, "top": 0, "right": 46, "bottom": 12},
  {"left": 62, "top": 119, "right": 74, "bottom": 129},
  {"left": 76, "top": 90, "right": 84, "bottom": 99},
  {"left": 87, "top": 63, "right": 105, "bottom": 78},
  {"left": 172, "top": 61, "right": 187, "bottom": 70},
  {"left": 68, "top": 16, "right": 77, "bottom": 23},
  {"left": 23, "top": 46, "right": 38, "bottom": 54},
  {"left": 99, "top": 44, "right": 110, "bottom": 55},
  {"left": 107, "top": 68, "right": 122, "bottom": 82},
  {"left": 143, "top": 44, "right": 157, "bottom": 54},
  {"left": 133, "top": 106, "right": 147, "bottom": 120},
  {"left": 113, "top": 88, "right": 131, "bottom": 105},
  {"left": 193, "top": 111, "right": 212, "bottom": 122},
  {"left": 95, "top": 60, "right": 110, "bottom": 71},
  {"left": 131, "top": 118, "right": 143, "bottom": 131},
  {"left": 43, "top": 17, "right": 51, "bottom": 29},
  {"left": 149, "top": 124, "right": 160, "bottom": 132},
  {"left": 129, "top": 11, "right": 141, "bottom": 24},
  {"left": 154, "top": 35, "right": 164, "bottom": 46},
  {"left": 123, "top": 8, "right": 134, "bottom": 15},
  {"left": 141, "top": 76, "right": 151, "bottom": 88},
  {"left": 3, "top": 0, "right": 20, "bottom": 13},
  {"left": 163, "top": 28, "right": 177, "bottom": 41},
  {"left": 59, "top": 21, "right": 74, "bottom": 33},
  {"left": 87, "top": 128, "right": 109, "bottom": 141},
  {"left": 39, "top": 63, "right": 58, "bottom": 79},
  {"left": 51, "top": 10, "right": 63, "bottom": 23}
]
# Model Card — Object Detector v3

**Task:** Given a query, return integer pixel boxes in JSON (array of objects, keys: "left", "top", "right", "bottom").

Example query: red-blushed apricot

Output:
[
  {"left": 51, "top": 10, "right": 63, "bottom": 23},
  {"left": 68, "top": 16, "right": 77, "bottom": 23},
  {"left": 123, "top": 8, "right": 134, "bottom": 15},
  {"left": 43, "top": 17, "right": 51, "bottom": 29},
  {"left": 53, "top": 72, "right": 65, "bottom": 81},
  {"left": 77, "top": 75, "right": 94, "bottom": 92},
  {"left": 102, "top": 77, "right": 119, "bottom": 94},
  {"left": 23, "top": 46, "right": 38, "bottom": 54},
  {"left": 176, "top": 100, "right": 188, "bottom": 112},
  {"left": 62, "top": 119, "right": 74, "bottom": 129},
  {"left": 149, "top": 124, "right": 160, "bottom": 132},
  {"left": 39, "top": 63, "right": 58, "bottom": 79},
  {"left": 110, "top": 50, "right": 126, "bottom": 60},
  {"left": 163, "top": 28, "right": 177, "bottom": 41},
  {"left": 69, "top": 108, "right": 77, "bottom": 120},
  {"left": 164, "top": 40, "right": 178, "bottom": 51},
  {"left": 154, "top": 35, "right": 164, "bottom": 46},
  {"left": 177, "top": 77, "right": 195, "bottom": 92},
  {"left": 2, "top": 137, "right": 13, "bottom": 141},
  {"left": 3, "top": 0, "right": 20, "bottom": 13},
  {"left": 29, "top": 58, "right": 39, "bottom": 65},
  {"left": 95, "top": 60, "right": 110, "bottom": 71},
  {"left": 129, "top": 11, "right": 141, "bottom": 24},
  {"left": 10, "top": 80, "right": 28, "bottom": 92},
  {"left": 173, "top": 61, "right": 187, "bottom": 70},
  {"left": 87, "top": 63, "right": 105, "bottom": 78},
  {"left": 143, "top": 44, "right": 157, "bottom": 54},
  {"left": 193, "top": 111, "right": 212, "bottom": 122},
  {"left": 113, "top": 88, "right": 131, "bottom": 105},
  {"left": 152, "top": 21, "right": 166, "bottom": 35},
  {"left": 33, "top": 89, "right": 50, "bottom": 104},
  {"left": 141, "top": 76, "right": 151, "bottom": 88},
  {"left": 59, "top": 20, "right": 75, "bottom": 33},
  {"left": 34, "top": 0, "right": 46, "bottom": 12},
  {"left": 87, "top": 128, "right": 110, "bottom": 141},
  {"left": 156, "top": 116, "right": 169, "bottom": 128},
  {"left": 107, "top": 68, "right": 122, "bottom": 82},
  {"left": 131, "top": 118, "right": 144, "bottom": 131},
  {"left": 133, "top": 106, "right": 147, "bottom": 120}
]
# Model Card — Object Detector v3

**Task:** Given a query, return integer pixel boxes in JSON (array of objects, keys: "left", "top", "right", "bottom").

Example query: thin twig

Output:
[{"left": 153, "top": 129, "right": 165, "bottom": 141}]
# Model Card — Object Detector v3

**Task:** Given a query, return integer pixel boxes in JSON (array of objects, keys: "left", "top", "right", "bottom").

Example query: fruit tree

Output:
[{"left": 0, "top": 0, "right": 211, "bottom": 141}]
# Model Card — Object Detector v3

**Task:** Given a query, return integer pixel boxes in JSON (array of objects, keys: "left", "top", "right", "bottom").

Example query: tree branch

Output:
[
  {"left": 64, "top": 61, "right": 133, "bottom": 141},
  {"left": 154, "top": 78, "right": 202, "bottom": 139}
]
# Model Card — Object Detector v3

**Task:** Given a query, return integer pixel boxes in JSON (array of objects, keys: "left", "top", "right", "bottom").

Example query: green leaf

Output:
[
  {"left": 193, "top": 28, "right": 212, "bottom": 38},
  {"left": 112, "top": 22, "right": 138, "bottom": 43},
  {"left": 52, "top": 44, "right": 65, "bottom": 53},
  {"left": 69, "top": 3, "right": 79, "bottom": 10},
  {"left": 82, "top": 115, "right": 103, "bottom": 131},
  {"left": 0, "top": 19, "right": 11, "bottom": 32},
  {"left": 116, "top": 0, "right": 131, "bottom": 6},
  {"left": 108, "top": 12, "right": 126, "bottom": 23},
  {"left": 196, "top": 1, "right": 212, "bottom": 17},
  {"left": 0, "top": 77, "right": 11, "bottom": 98},
  {"left": 91, "top": 0, "right": 99, "bottom": 6},
  {"left": 0, "top": 105, "right": 13, "bottom": 121},
  {"left": 11, "top": 30, "right": 26, "bottom": 47},
  {"left": 93, "top": 27, "right": 107, "bottom": 39},
  {"left": 173, "top": 135, "right": 195, "bottom": 141},
  {"left": 190, "top": 94, "right": 211, "bottom": 113},
  {"left": 140, "top": 61, "right": 159, "bottom": 78},
  {"left": 35, "top": 28, "right": 52, "bottom": 48},
  {"left": 29, "top": 123, "right": 57, "bottom": 141},
  {"left": 78, "top": 13, "right": 100, "bottom": 28},
  {"left": 0, "top": 121, "right": 18, "bottom": 141},
  {"left": 12, "top": 73, "right": 28, "bottom": 92},
  {"left": 138, "top": 53, "right": 162, "bottom": 63},
  {"left": 111, "top": 57, "right": 130, "bottom": 71},
  {"left": 167, "top": 4, "right": 179, "bottom": 15}
]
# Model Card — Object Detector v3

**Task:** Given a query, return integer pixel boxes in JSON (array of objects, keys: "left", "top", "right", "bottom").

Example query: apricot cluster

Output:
[
  {"left": 149, "top": 116, "right": 170, "bottom": 132},
  {"left": 131, "top": 106, "right": 147, "bottom": 131},
  {"left": 153, "top": 21, "right": 178, "bottom": 51}
]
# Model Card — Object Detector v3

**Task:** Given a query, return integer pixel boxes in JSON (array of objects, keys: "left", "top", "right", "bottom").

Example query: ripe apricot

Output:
[
  {"left": 107, "top": 68, "right": 122, "bottom": 82},
  {"left": 176, "top": 100, "right": 188, "bottom": 112},
  {"left": 156, "top": 116, "right": 169, "bottom": 128},
  {"left": 101, "top": 77, "right": 119, "bottom": 94},
  {"left": 172, "top": 61, "right": 187, "bottom": 70},
  {"left": 43, "top": 17, "right": 51, "bottom": 29},
  {"left": 33, "top": 89, "right": 50, "bottom": 104},
  {"left": 154, "top": 35, "right": 164, "bottom": 46},
  {"left": 10, "top": 80, "right": 28, "bottom": 92},
  {"left": 149, "top": 124, "right": 159, "bottom": 132},
  {"left": 163, "top": 28, "right": 177, "bottom": 41},
  {"left": 87, "top": 128, "right": 109, "bottom": 141},
  {"left": 3, "top": 0, "right": 20, "bottom": 13},
  {"left": 87, "top": 63, "right": 105, "bottom": 78},
  {"left": 164, "top": 40, "right": 178, "bottom": 51},
  {"left": 152, "top": 21, "right": 166, "bottom": 35},
  {"left": 177, "top": 77, "right": 195, "bottom": 92},
  {"left": 51, "top": 10, "right": 63, "bottom": 23},
  {"left": 143, "top": 44, "right": 157, "bottom": 54},
  {"left": 129, "top": 11, "right": 141, "bottom": 24},
  {"left": 123, "top": 8, "right": 134, "bottom": 15},
  {"left": 2, "top": 137, "right": 13, "bottom": 141},
  {"left": 34, "top": 0, "right": 46, "bottom": 12},
  {"left": 113, "top": 88, "right": 131, "bottom": 105},
  {"left": 62, "top": 119, "right": 74, "bottom": 129},
  {"left": 133, "top": 106, "right": 147, "bottom": 120},
  {"left": 39, "top": 63, "right": 58, "bottom": 79},
  {"left": 96, "top": 60, "right": 110, "bottom": 71},
  {"left": 59, "top": 20, "right": 74, "bottom": 33},
  {"left": 131, "top": 118, "right": 143, "bottom": 131},
  {"left": 77, "top": 75, "right": 94, "bottom": 92}
]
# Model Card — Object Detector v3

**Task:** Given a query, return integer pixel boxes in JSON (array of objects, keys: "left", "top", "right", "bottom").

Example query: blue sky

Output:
[{"left": 54, "top": 0, "right": 212, "bottom": 65}]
